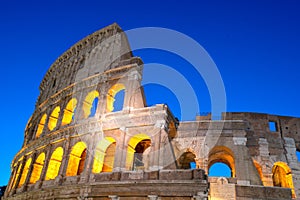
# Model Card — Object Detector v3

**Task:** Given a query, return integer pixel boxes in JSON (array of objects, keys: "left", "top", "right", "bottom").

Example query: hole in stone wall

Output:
[
  {"left": 272, "top": 162, "right": 296, "bottom": 198},
  {"left": 82, "top": 90, "right": 99, "bottom": 118},
  {"left": 107, "top": 84, "right": 125, "bottom": 112},
  {"left": 269, "top": 121, "right": 278, "bottom": 132},
  {"left": 113, "top": 89, "right": 125, "bottom": 112},
  {"left": 178, "top": 152, "right": 196, "bottom": 169},
  {"left": 89, "top": 97, "right": 98, "bottom": 117},
  {"left": 208, "top": 162, "right": 231, "bottom": 177}
]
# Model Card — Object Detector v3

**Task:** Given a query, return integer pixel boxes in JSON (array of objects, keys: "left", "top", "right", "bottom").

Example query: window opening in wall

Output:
[
  {"left": 77, "top": 149, "right": 87, "bottom": 175},
  {"left": 45, "top": 147, "right": 63, "bottom": 180},
  {"left": 82, "top": 90, "right": 99, "bottom": 118},
  {"left": 113, "top": 89, "right": 125, "bottom": 112},
  {"left": 92, "top": 137, "right": 116, "bottom": 173},
  {"left": 296, "top": 151, "right": 300, "bottom": 162},
  {"left": 66, "top": 142, "right": 87, "bottom": 176},
  {"left": 178, "top": 152, "right": 196, "bottom": 169},
  {"left": 272, "top": 162, "right": 296, "bottom": 198},
  {"left": 62, "top": 98, "right": 77, "bottom": 126},
  {"left": 29, "top": 153, "right": 45, "bottom": 184},
  {"left": 18, "top": 158, "right": 32, "bottom": 187},
  {"left": 126, "top": 134, "right": 151, "bottom": 171},
  {"left": 36, "top": 114, "right": 47, "bottom": 138},
  {"left": 269, "top": 121, "right": 278, "bottom": 132},
  {"left": 48, "top": 106, "right": 60, "bottom": 131},
  {"left": 11, "top": 163, "right": 23, "bottom": 189},
  {"left": 107, "top": 84, "right": 125, "bottom": 112},
  {"left": 209, "top": 162, "right": 231, "bottom": 177},
  {"left": 133, "top": 139, "right": 151, "bottom": 170},
  {"left": 89, "top": 97, "right": 98, "bottom": 117}
]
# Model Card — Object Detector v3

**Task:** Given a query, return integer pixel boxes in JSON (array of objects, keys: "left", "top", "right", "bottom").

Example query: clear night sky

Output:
[{"left": 1, "top": 0, "right": 300, "bottom": 186}]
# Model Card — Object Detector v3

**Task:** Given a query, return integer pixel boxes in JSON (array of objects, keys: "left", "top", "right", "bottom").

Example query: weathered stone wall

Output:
[{"left": 4, "top": 23, "right": 300, "bottom": 200}]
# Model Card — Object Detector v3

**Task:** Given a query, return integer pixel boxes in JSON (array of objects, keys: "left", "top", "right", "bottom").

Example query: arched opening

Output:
[
  {"left": 45, "top": 147, "right": 63, "bottom": 180},
  {"left": 208, "top": 146, "right": 235, "bottom": 177},
  {"left": 48, "top": 106, "right": 60, "bottom": 131},
  {"left": 18, "top": 157, "right": 32, "bottom": 187},
  {"left": 253, "top": 160, "right": 264, "bottom": 184},
  {"left": 126, "top": 134, "right": 151, "bottom": 170},
  {"left": 66, "top": 142, "right": 87, "bottom": 176},
  {"left": 107, "top": 83, "right": 125, "bottom": 112},
  {"left": 272, "top": 162, "right": 296, "bottom": 198},
  {"left": 36, "top": 114, "right": 47, "bottom": 138},
  {"left": 11, "top": 162, "right": 23, "bottom": 190},
  {"left": 82, "top": 90, "right": 99, "bottom": 118},
  {"left": 208, "top": 162, "right": 231, "bottom": 177},
  {"left": 178, "top": 151, "right": 196, "bottom": 169},
  {"left": 61, "top": 98, "right": 77, "bottom": 126},
  {"left": 29, "top": 153, "right": 45, "bottom": 184},
  {"left": 92, "top": 137, "right": 116, "bottom": 173}
]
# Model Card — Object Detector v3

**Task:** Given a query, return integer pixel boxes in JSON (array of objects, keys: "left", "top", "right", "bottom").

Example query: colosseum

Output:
[{"left": 3, "top": 23, "right": 300, "bottom": 200}]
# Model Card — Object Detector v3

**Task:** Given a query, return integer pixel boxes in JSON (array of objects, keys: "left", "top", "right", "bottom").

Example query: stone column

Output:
[
  {"left": 22, "top": 153, "right": 37, "bottom": 190},
  {"left": 113, "top": 127, "right": 127, "bottom": 171},
  {"left": 57, "top": 138, "right": 71, "bottom": 182},
  {"left": 148, "top": 120, "right": 165, "bottom": 171},
  {"left": 11, "top": 158, "right": 27, "bottom": 193},
  {"left": 38, "top": 145, "right": 52, "bottom": 185},
  {"left": 82, "top": 132, "right": 98, "bottom": 182},
  {"left": 123, "top": 69, "right": 144, "bottom": 110},
  {"left": 6, "top": 162, "right": 20, "bottom": 196}
]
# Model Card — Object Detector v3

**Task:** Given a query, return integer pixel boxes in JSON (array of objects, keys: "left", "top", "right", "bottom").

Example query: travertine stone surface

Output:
[{"left": 4, "top": 24, "right": 300, "bottom": 200}]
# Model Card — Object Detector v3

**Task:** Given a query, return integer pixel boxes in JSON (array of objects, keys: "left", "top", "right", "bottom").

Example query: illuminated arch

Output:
[
  {"left": 36, "top": 114, "right": 47, "bottom": 138},
  {"left": 126, "top": 133, "right": 151, "bottom": 170},
  {"left": 92, "top": 137, "right": 116, "bottom": 173},
  {"left": 208, "top": 146, "right": 235, "bottom": 177},
  {"left": 45, "top": 147, "right": 64, "bottom": 180},
  {"left": 107, "top": 83, "right": 125, "bottom": 112},
  {"left": 82, "top": 90, "right": 99, "bottom": 118},
  {"left": 61, "top": 98, "right": 77, "bottom": 126},
  {"left": 29, "top": 153, "right": 45, "bottom": 184},
  {"left": 18, "top": 157, "right": 32, "bottom": 187},
  {"left": 11, "top": 162, "right": 23, "bottom": 189},
  {"left": 48, "top": 106, "right": 60, "bottom": 131},
  {"left": 272, "top": 161, "right": 296, "bottom": 198},
  {"left": 66, "top": 142, "right": 87, "bottom": 176},
  {"left": 178, "top": 151, "right": 196, "bottom": 169},
  {"left": 253, "top": 160, "right": 264, "bottom": 184}
]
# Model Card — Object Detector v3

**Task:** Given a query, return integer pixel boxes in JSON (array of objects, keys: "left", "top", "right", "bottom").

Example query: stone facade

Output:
[{"left": 3, "top": 23, "right": 300, "bottom": 200}]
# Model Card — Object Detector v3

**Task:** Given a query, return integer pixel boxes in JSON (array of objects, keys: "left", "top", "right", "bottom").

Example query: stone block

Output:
[{"left": 159, "top": 170, "right": 192, "bottom": 180}]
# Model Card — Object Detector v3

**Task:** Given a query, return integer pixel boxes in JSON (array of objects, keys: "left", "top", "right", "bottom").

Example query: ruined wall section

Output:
[
  {"left": 226, "top": 112, "right": 300, "bottom": 198},
  {"left": 38, "top": 23, "right": 133, "bottom": 105},
  {"left": 174, "top": 120, "right": 262, "bottom": 186}
]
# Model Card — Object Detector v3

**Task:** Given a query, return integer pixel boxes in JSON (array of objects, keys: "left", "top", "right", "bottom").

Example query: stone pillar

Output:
[
  {"left": 58, "top": 138, "right": 71, "bottom": 181},
  {"left": 113, "top": 127, "right": 127, "bottom": 171},
  {"left": 6, "top": 163, "right": 19, "bottom": 196},
  {"left": 95, "top": 83, "right": 108, "bottom": 117},
  {"left": 123, "top": 70, "right": 144, "bottom": 110},
  {"left": 38, "top": 145, "right": 52, "bottom": 184},
  {"left": 148, "top": 120, "right": 166, "bottom": 171},
  {"left": 82, "top": 132, "right": 98, "bottom": 182},
  {"left": 22, "top": 153, "right": 37, "bottom": 190},
  {"left": 11, "top": 158, "right": 27, "bottom": 193}
]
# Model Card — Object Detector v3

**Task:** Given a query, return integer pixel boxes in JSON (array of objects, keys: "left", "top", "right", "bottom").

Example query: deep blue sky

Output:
[{"left": 1, "top": 0, "right": 300, "bottom": 186}]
